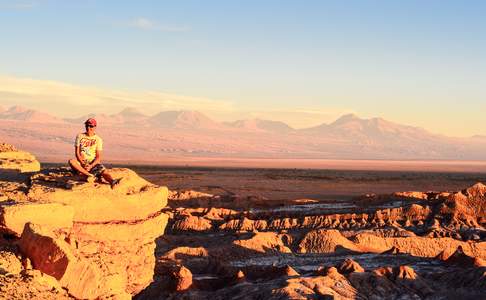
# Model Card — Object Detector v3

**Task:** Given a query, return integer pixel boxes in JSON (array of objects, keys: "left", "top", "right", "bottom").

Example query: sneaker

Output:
[
  {"left": 111, "top": 178, "right": 122, "bottom": 189},
  {"left": 86, "top": 175, "right": 96, "bottom": 183}
]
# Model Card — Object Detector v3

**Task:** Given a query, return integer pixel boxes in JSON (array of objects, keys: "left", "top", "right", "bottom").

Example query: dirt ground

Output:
[{"left": 129, "top": 166, "right": 486, "bottom": 200}]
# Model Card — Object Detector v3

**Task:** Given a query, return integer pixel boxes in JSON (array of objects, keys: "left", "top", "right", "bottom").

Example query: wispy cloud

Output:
[
  {"left": 0, "top": 75, "right": 232, "bottom": 118},
  {"left": 0, "top": 1, "right": 38, "bottom": 10},
  {"left": 127, "top": 17, "right": 190, "bottom": 32}
]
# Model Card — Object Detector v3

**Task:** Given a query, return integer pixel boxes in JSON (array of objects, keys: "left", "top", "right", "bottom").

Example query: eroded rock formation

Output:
[
  {"left": 0, "top": 143, "right": 169, "bottom": 299},
  {"left": 145, "top": 181, "right": 486, "bottom": 299}
]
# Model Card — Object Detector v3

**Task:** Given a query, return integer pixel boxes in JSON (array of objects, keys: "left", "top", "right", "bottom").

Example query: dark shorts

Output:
[{"left": 89, "top": 164, "right": 106, "bottom": 178}]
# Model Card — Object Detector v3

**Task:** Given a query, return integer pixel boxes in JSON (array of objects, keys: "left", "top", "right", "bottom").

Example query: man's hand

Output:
[{"left": 80, "top": 160, "right": 91, "bottom": 171}]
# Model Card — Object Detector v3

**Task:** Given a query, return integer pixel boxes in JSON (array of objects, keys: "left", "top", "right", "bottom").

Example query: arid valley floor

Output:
[
  {"left": 1, "top": 146, "right": 485, "bottom": 299},
  {"left": 136, "top": 166, "right": 486, "bottom": 299}
]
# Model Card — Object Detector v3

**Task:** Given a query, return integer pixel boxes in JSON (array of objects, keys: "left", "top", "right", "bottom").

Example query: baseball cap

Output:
[{"left": 84, "top": 118, "right": 97, "bottom": 127}]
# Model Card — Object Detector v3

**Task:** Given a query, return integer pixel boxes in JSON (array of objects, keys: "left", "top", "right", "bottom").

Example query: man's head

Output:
[{"left": 84, "top": 118, "right": 97, "bottom": 135}]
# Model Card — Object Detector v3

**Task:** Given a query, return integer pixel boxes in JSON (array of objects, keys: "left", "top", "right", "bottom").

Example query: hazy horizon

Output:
[{"left": 0, "top": 74, "right": 485, "bottom": 138}]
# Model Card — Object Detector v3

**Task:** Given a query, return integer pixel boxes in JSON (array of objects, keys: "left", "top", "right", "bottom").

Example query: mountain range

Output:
[{"left": 1, "top": 105, "right": 485, "bottom": 161}]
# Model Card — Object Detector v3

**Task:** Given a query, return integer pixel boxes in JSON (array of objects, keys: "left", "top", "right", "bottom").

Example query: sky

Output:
[{"left": 0, "top": 0, "right": 485, "bottom": 136}]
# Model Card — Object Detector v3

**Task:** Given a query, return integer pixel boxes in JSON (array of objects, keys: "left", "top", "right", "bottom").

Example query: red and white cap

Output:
[{"left": 84, "top": 118, "right": 97, "bottom": 126}]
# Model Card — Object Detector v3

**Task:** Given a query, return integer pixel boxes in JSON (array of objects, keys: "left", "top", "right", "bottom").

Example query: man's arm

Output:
[{"left": 75, "top": 146, "right": 85, "bottom": 166}]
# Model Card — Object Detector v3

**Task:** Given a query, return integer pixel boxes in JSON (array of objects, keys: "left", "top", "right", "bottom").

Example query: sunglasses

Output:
[{"left": 86, "top": 125, "right": 96, "bottom": 128}]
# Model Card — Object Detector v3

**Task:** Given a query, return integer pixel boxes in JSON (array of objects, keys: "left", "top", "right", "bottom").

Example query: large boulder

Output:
[{"left": 19, "top": 223, "right": 102, "bottom": 299}]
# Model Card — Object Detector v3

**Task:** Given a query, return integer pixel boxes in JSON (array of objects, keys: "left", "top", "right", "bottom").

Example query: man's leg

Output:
[
  {"left": 101, "top": 169, "right": 114, "bottom": 182},
  {"left": 100, "top": 170, "right": 122, "bottom": 188},
  {"left": 68, "top": 159, "right": 92, "bottom": 177},
  {"left": 69, "top": 159, "right": 96, "bottom": 183}
]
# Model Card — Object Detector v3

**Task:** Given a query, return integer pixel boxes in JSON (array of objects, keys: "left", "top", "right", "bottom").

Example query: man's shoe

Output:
[{"left": 111, "top": 178, "right": 122, "bottom": 189}]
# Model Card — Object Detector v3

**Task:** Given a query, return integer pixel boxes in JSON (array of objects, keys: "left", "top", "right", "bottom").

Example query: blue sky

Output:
[{"left": 0, "top": 0, "right": 485, "bottom": 136}]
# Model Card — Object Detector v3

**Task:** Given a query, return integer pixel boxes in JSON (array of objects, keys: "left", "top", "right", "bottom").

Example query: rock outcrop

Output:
[
  {"left": 0, "top": 146, "right": 169, "bottom": 299},
  {"left": 0, "top": 143, "right": 40, "bottom": 173}
]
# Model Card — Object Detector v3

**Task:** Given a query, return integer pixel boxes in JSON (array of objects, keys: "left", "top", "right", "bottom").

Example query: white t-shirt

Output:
[{"left": 75, "top": 133, "right": 103, "bottom": 163}]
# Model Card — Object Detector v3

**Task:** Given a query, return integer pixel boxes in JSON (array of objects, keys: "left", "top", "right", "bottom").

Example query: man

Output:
[{"left": 68, "top": 118, "right": 121, "bottom": 188}]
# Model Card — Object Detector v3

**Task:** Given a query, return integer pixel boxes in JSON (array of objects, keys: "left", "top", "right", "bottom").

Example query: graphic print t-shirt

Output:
[{"left": 75, "top": 133, "right": 103, "bottom": 163}]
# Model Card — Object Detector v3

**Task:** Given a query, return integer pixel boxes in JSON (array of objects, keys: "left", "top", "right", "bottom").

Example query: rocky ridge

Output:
[{"left": 141, "top": 179, "right": 486, "bottom": 299}]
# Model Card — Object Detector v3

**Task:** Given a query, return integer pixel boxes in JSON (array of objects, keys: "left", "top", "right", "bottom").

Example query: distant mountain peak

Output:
[
  {"left": 178, "top": 110, "right": 205, "bottom": 117},
  {"left": 331, "top": 113, "right": 361, "bottom": 125},
  {"left": 149, "top": 110, "right": 222, "bottom": 129},
  {"left": 7, "top": 105, "right": 29, "bottom": 113},
  {"left": 342, "top": 113, "right": 359, "bottom": 119},
  {"left": 0, "top": 105, "right": 64, "bottom": 123},
  {"left": 176, "top": 110, "right": 211, "bottom": 121},
  {"left": 118, "top": 107, "right": 145, "bottom": 117},
  {"left": 226, "top": 118, "right": 293, "bottom": 133}
]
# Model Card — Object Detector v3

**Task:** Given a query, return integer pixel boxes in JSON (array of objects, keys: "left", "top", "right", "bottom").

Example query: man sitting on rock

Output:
[{"left": 68, "top": 118, "right": 121, "bottom": 188}]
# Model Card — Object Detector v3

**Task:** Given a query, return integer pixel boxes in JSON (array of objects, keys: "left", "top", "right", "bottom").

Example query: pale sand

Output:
[{"left": 112, "top": 158, "right": 486, "bottom": 172}]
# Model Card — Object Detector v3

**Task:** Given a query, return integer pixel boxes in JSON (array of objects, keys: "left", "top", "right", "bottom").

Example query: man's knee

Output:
[{"left": 68, "top": 159, "right": 77, "bottom": 166}]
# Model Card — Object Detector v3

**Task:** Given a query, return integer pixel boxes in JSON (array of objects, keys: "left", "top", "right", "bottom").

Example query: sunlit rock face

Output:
[
  {"left": 0, "top": 143, "right": 40, "bottom": 173},
  {"left": 0, "top": 145, "right": 169, "bottom": 299}
]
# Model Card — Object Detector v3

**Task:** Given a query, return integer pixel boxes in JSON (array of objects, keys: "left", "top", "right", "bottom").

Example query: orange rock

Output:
[
  {"left": 394, "top": 191, "right": 429, "bottom": 200},
  {"left": 298, "top": 229, "right": 362, "bottom": 254},
  {"left": 27, "top": 168, "right": 168, "bottom": 223},
  {"left": 219, "top": 217, "right": 268, "bottom": 232},
  {"left": 281, "top": 265, "right": 300, "bottom": 277},
  {"left": 353, "top": 232, "right": 486, "bottom": 259},
  {"left": 173, "top": 215, "right": 213, "bottom": 232},
  {"left": 0, "top": 147, "right": 40, "bottom": 173},
  {"left": 171, "top": 265, "right": 193, "bottom": 292},
  {"left": 0, "top": 202, "right": 74, "bottom": 236},
  {"left": 235, "top": 270, "right": 246, "bottom": 282},
  {"left": 233, "top": 232, "right": 292, "bottom": 254},
  {"left": 0, "top": 250, "right": 22, "bottom": 275},
  {"left": 395, "top": 265, "right": 416, "bottom": 280},
  {"left": 19, "top": 223, "right": 102, "bottom": 299},
  {"left": 372, "top": 266, "right": 394, "bottom": 277},
  {"left": 203, "top": 207, "right": 238, "bottom": 221},
  {"left": 163, "top": 246, "right": 209, "bottom": 260},
  {"left": 168, "top": 190, "right": 213, "bottom": 201},
  {"left": 443, "top": 183, "right": 486, "bottom": 227},
  {"left": 337, "top": 258, "right": 365, "bottom": 274},
  {"left": 72, "top": 212, "right": 168, "bottom": 242},
  {"left": 0, "top": 143, "right": 17, "bottom": 152}
]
